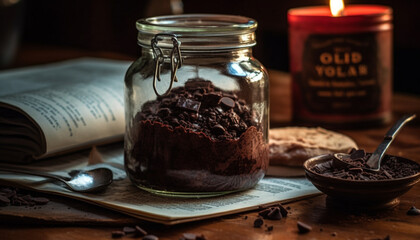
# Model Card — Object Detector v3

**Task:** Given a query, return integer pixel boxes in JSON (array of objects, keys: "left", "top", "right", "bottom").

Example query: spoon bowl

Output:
[
  {"left": 332, "top": 152, "right": 371, "bottom": 171},
  {"left": 0, "top": 167, "right": 113, "bottom": 193},
  {"left": 66, "top": 168, "right": 114, "bottom": 192}
]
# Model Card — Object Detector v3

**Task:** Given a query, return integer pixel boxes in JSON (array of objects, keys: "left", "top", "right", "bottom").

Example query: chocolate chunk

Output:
[
  {"left": 161, "top": 98, "right": 172, "bottom": 106},
  {"left": 111, "top": 231, "right": 125, "bottom": 238},
  {"left": 0, "top": 195, "right": 10, "bottom": 206},
  {"left": 383, "top": 170, "right": 393, "bottom": 179},
  {"left": 266, "top": 225, "right": 274, "bottom": 232},
  {"left": 223, "top": 92, "right": 238, "bottom": 100},
  {"left": 142, "top": 235, "right": 159, "bottom": 240},
  {"left": 202, "top": 92, "right": 221, "bottom": 106},
  {"left": 227, "top": 111, "right": 240, "bottom": 125},
  {"left": 407, "top": 206, "right": 420, "bottom": 216},
  {"left": 157, "top": 108, "right": 171, "bottom": 118},
  {"left": 219, "top": 97, "right": 235, "bottom": 109},
  {"left": 22, "top": 194, "right": 32, "bottom": 202},
  {"left": 211, "top": 124, "right": 226, "bottom": 136},
  {"left": 350, "top": 149, "right": 366, "bottom": 160},
  {"left": 195, "top": 234, "right": 207, "bottom": 240},
  {"left": 297, "top": 221, "right": 312, "bottom": 234},
  {"left": 123, "top": 226, "right": 136, "bottom": 234},
  {"left": 331, "top": 232, "right": 337, "bottom": 237},
  {"left": 180, "top": 233, "right": 196, "bottom": 240},
  {"left": 176, "top": 97, "right": 201, "bottom": 112},
  {"left": 32, "top": 197, "right": 49, "bottom": 205},
  {"left": 253, "top": 218, "right": 264, "bottom": 228},
  {"left": 278, "top": 204, "right": 289, "bottom": 217},
  {"left": 258, "top": 208, "right": 271, "bottom": 218},
  {"left": 134, "top": 225, "right": 148, "bottom": 237},
  {"left": 259, "top": 205, "right": 288, "bottom": 220},
  {"left": 267, "top": 207, "right": 282, "bottom": 220}
]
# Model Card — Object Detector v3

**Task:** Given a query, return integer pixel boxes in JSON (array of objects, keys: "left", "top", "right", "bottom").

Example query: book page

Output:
[
  {"left": 0, "top": 58, "right": 131, "bottom": 159},
  {"left": 0, "top": 144, "right": 320, "bottom": 225}
]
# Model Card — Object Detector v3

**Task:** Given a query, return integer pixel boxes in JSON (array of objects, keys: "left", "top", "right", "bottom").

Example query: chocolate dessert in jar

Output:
[{"left": 124, "top": 14, "right": 269, "bottom": 197}]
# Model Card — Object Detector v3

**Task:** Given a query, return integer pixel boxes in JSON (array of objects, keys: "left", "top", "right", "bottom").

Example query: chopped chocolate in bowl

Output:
[
  {"left": 312, "top": 149, "right": 420, "bottom": 181},
  {"left": 303, "top": 153, "right": 420, "bottom": 209},
  {"left": 125, "top": 79, "right": 269, "bottom": 195}
]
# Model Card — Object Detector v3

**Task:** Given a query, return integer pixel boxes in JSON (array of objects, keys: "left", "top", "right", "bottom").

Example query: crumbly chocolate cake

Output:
[{"left": 125, "top": 78, "right": 268, "bottom": 192}]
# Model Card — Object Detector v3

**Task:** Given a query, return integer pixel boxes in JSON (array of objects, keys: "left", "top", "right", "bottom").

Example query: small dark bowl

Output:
[{"left": 303, "top": 154, "right": 420, "bottom": 209}]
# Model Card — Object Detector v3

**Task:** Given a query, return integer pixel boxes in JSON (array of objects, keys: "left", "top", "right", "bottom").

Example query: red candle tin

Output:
[{"left": 288, "top": 5, "right": 393, "bottom": 128}]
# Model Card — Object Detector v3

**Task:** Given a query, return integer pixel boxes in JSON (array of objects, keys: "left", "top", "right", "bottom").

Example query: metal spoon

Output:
[
  {"left": 333, "top": 114, "right": 416, "bottom": 172},
  {"left": 0, "top": 167, "right": 113, "bottom": 192}
]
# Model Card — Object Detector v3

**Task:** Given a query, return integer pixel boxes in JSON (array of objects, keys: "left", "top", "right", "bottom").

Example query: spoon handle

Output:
[
  {"left": 0, "top": 166, "right": 68, "bottom": 182},
  {"left": 366, "top": 114, "right": 416, "bottom": 170},
  {"left": 385, "top": 114, "right": 417, "bottom": 139}
]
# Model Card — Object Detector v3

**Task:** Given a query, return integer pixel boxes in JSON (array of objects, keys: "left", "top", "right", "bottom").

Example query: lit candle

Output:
[{"left": 288, "top": 1, "right": 393, "bottom": 128}]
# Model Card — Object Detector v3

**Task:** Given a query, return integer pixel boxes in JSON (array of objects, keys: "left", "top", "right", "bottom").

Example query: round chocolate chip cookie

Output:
[{"left": 269, "top": 127, "right": 358, "bottom": 167}]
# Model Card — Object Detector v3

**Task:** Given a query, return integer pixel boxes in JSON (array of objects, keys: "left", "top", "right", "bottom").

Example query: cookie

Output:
[{"left": 269, "top": 127, "right": 357, "bottom": 167}]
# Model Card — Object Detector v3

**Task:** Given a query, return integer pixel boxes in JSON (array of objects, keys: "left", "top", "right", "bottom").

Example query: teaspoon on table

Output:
[
  {"left": 0, "top": 166, "right": 113, "bottom": 193},
  {"left": 333, "top": 114, "right": 416, "bottom": 172}
]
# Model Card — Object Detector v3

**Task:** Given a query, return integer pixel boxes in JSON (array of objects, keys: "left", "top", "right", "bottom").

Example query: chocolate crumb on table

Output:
[
  {"left": 297, "top": 221, "right": 312, "bottom": 234},
  {"left": 0, "top": 186, "right": 49, "bottom": 207},
  {"left": 266, "top": 225, "right": 274, "bottom": 232},
  {"left": 179, "top": 233, "right": 207, "bottom": 240},
  {"left": 142, "top": 235, "right": 159, "bottom": 240},
  {"left": 134, "top": 225, "right": 148, "bottom": 237},
  {"left": 253, "top": 218, "right": 264, "bottom": 228},
  {"left": 112, "top": 225, "right": 148, "bottom": 238},
  {"left": 122, "top": 226, "right": 136, "bottom": 234},
  {"left": 406, "top": 206, "right": 420, "bottom": 216},
  {"left": 180, "top": 233, "right": 197, "bottom": 240},
  {"left": 258, "top": 204, "right": 289, "bottom": 220}
]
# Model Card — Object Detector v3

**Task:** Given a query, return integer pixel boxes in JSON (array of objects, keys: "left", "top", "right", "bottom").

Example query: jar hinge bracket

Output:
[{"left": 151, "top": 33, "right": 182, "bottom": 97}]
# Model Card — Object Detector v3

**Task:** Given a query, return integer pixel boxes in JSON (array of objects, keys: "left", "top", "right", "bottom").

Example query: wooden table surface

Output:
[{"left": 1, "top": 45, "right": 420, "bottom": 239}]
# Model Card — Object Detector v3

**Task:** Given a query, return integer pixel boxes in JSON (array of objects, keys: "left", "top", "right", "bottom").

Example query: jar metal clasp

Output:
[{"left": 151, "top": 33, "right": 183, "bottom": 97}]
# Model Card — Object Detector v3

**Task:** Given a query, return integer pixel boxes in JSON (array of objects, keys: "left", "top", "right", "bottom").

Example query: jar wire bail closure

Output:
[{"left": 151, "top": 33, "right": 183, "bottom": 97}]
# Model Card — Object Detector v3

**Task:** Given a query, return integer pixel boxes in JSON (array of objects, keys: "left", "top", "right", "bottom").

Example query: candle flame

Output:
[{"left": 330, "top": 0, "right": 345, "bottom": 16}]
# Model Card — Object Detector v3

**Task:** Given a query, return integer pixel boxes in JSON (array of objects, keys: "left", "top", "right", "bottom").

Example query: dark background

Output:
[{"left": 6, "top": 0, "right": 420, "bottom": 94}]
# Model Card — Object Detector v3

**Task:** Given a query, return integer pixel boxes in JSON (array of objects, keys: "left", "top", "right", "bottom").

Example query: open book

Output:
[
  {"left": 0, "top": 58, "right": 130, "bottom": 163},
  {"left": 0, "top": 58, "right": 320, "bottom": 224}
]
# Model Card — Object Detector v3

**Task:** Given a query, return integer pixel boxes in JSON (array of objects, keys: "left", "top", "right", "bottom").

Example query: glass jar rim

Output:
[
  {"left": 136, "top": 14, "right": 258, "bottom": 50},
  {"left": 137, "top": 14, "right": 257, "bottom": 35}
]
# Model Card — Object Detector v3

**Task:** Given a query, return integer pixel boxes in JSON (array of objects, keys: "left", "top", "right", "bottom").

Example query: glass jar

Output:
[{"left": 124, "top": 14, "right": 269, "bottom": 197}]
